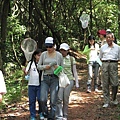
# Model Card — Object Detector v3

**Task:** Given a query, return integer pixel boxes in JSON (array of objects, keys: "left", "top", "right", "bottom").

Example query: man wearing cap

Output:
[
  {"left": 99, "top": 33, "right": 120, "bottom": 108},
  {"left": 37, "top": 37, "right": 63, "bottom": 120}
]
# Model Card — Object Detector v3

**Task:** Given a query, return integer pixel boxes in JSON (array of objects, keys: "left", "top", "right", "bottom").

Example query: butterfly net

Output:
[
  {"left": 80, "top": 12, "right": 90, "bottom": 29},
  {"left": 21, "top": 38, "right": 37, "bottom": 61}
]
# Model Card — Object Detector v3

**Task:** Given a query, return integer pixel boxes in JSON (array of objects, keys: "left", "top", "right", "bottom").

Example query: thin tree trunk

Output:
[
  {"left": 0, "top": 0, "right": 10, "bottom": 70},
  {"left": 90, "top": 0, "right": 92, "bottom": 34},
  {"left": 118, "top": 0, "right": 120, "bottom": 40}
]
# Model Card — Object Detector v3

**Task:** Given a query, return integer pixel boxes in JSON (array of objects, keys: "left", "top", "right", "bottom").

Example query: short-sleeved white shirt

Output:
[
  {"left": 100, "top": 43, "right": 120, "bottom": 61},
  {"left": 89, "top": 43, "right": 100, "bottom": 62},
  {"left": 26, "top": 61, "right": 39, "bottom": 86}
]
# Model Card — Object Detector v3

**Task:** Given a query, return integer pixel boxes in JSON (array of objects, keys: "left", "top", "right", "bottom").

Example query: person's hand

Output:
[
  {"left": 90, "top": 47, "right": 95, "bottom": 50},
  {"left": 49, "top": 61, "right": 57, "bottom": 67},
  {"left": 54, "top": 65, "right": 58, "bottom": 69},
  {"left": 22, "top": 67, "right": 27, "bottom": 75},
  {"left": 76, "top": 83, "right": 79, "bottom": 88},
  {"left": 0, "top": 94, "right": 3, "bottom": 102},
  {"left": 22, "top": 67, "right": 25, "bottom": 72},
  {"left": 45, "top": 65, "right": 51, "bottom": 70}
]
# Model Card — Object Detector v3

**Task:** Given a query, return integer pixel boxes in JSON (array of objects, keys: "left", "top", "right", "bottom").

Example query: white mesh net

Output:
[
  {"left": 80, "top": 12, "right": 90, "bottom": 29},
  {"left": 21, "top": 38, "right": 37, "bottom": 61}
]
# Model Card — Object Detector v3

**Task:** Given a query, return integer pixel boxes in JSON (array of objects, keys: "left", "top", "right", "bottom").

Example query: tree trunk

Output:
[
  {"left": 0, "top": 0, "right": 10, "bottom": 70},
  {"left": 118, "top": 0, "right": 120, "bottom": 40},
  {"left": 90, "top": 0, "right": 92, "bottom": 34}
]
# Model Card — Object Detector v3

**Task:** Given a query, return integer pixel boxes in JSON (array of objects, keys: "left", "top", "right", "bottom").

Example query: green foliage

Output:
[
  {"left": 7, "top": 17, "right": 26, "bottom": 36},
  {"left": 5, "top": 16, "right": 26, "bottom": 64},
  {"left": 0, "top": 63, "right": 28, "bottom": 110}
]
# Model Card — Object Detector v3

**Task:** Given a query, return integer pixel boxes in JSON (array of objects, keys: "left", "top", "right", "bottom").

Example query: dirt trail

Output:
[{"left": 68, "top": 60, "right": 120, "bottom": 120}]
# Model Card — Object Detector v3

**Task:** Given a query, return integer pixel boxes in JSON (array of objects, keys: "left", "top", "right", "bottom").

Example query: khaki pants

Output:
[{"left": 101, "top": 62, "right": 119, "bottom": 104}]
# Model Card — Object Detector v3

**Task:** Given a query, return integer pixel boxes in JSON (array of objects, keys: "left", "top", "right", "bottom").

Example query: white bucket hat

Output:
[{"left": 60, "top": 43, "right": 70, "bottom": 50}]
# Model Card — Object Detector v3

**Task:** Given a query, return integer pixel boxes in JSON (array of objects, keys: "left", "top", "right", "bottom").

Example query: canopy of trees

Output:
[{"left": 0, "top": 0, "right": 120, "bottom": 68}]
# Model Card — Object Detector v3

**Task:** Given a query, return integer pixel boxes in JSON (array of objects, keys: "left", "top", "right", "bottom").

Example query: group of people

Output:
[
  {"left": 83, "top": 29, "right": 120, "bottom": 108},
  {"left": 24, "top": 30, "right": 120, "bottom": 120},
  {"left": 24, "top": 37, "right": 79, "bottom": 120},
  {"left": 1, "top": 28, "right": 120, "bottom": 120}
]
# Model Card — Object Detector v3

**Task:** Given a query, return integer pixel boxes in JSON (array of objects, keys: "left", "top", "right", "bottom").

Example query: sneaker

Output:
[
  {"left": 103, "top": 103, "right": 109, "bottom": 108},
  {"left": 111, "top": 99, "right": 118, "bottom": 105},
  {"left": 87, "top": 88, "right": 91, "bottom": 93},
  {"left": 95, "top": 88, "right": 99, "bottom": 92},
  {"left": 63, "top": 118, "right": 67, "bottom": 120},
  {"left": 39, "top": 113, "right": 44, "bottom": 120},
  {"left": 95, "top": 88, "right": 101, "bottom": 93},
  {"left": 30, "top": 117, "right": 36, "bottom": 120}
]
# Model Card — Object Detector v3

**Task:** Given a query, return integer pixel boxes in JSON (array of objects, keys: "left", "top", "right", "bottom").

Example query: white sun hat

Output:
[{"left": 60, "top": 43, "right": 70, "bottom": 50}]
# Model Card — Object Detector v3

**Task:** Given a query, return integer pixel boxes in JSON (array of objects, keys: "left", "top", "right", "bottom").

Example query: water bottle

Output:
[
  {"left": 54, "top": 66, "right": 63, "bottom": 76},
  {"left": 25, "top": 75, "right": 30, "bottom": 80}
]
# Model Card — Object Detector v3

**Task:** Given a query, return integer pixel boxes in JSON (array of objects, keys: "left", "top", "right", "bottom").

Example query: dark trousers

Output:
[{"left": 28, "top": 85, "right": 41, "bottom": 118}]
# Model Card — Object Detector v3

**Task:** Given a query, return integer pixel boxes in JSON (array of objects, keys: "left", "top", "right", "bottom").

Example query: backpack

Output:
[
  {"left": 70, "top": 56, "right": 74, "bottom": 74},
  {"left": 70, "top": 56, "right": 73, "bottom": 66}
]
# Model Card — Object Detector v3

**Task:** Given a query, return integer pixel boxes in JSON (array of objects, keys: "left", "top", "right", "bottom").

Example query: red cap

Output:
[{"left": 97, "top": 29, "right": 106, "bottom": 35}]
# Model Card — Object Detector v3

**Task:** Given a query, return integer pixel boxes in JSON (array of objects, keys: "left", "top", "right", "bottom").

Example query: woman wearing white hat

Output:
[
  {"left": 56, "top": 43, "right": 79, "bottom": 120},
  {"left": 37, "top": 37, "right": 63, "bottom": 120}
]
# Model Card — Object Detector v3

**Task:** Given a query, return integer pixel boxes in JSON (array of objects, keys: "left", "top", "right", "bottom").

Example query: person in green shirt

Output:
[
  {"left": 82, "top": 35, "right": 101, "bottom": 93},
  {"left": 56, "top": 43, "right": 79, "bottom": 120}
]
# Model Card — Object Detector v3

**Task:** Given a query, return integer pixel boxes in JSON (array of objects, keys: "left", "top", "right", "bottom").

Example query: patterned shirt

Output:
[{"left": 63, "top": 55, "right": 76, "bottom": 80}]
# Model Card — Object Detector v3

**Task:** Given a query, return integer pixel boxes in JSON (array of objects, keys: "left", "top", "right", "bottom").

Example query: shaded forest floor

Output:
[{"left": 1, "top": 52, "right": 120, "bottom": 120}]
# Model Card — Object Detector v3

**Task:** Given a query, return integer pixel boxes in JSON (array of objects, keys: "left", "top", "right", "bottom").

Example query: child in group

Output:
[
  {"left": 0, "top": 70, "right": 7, "bottom": 102},
  {"left": 24, "top": 49, "right": 43, "bottom": 120},
  {"left": 82, "top": 35, "right": 101, "bottom": 93}
]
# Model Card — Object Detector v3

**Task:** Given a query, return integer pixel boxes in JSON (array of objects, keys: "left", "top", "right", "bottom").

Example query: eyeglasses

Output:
[{"left": 46, "top": 46, "right": 53, "bottom": 48}]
